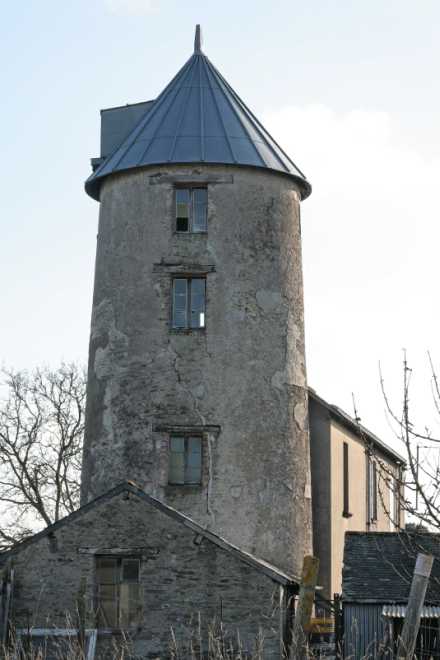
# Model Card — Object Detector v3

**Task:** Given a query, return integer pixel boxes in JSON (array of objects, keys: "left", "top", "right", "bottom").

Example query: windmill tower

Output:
[{"left": 82, "top": 26, "right": 312, "bottom": 576}]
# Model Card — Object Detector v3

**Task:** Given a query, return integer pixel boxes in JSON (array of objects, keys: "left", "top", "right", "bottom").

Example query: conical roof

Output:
[{"left": 85, "top": 27, "right": 311, "bottom": 201}]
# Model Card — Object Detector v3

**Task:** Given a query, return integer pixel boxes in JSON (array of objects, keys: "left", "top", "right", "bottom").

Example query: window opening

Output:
[
  {"left": 96, "top": 557, "right": 141, "bottom": 628},
  {"left": 169, "top": 435, "right": 202, "bottom": 485},
  {"left": 172, "top": 278, "right": 206, "bottom": 329},
  {"left": 367, "top": 457, "right": 378, "bottom": 522},
  {"left": 343, "top": 442, "right": 351, "bottom": 517},
  {"left": 175, "top": 188, "right": 207, "bottom": 233},
  {"left": 393, "top": 476, "right": 401, "bottom": 529}
]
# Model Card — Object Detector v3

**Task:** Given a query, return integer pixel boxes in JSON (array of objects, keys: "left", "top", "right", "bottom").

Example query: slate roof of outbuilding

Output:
[
  {"left": 0, "top": 481, "right": 299, "bottom": 587},
  {"left": 85, "top": 26, "right": 311, "bottom": 201},
  {"left": 343, "top": 531, "right": 440, "bottom": 603}
]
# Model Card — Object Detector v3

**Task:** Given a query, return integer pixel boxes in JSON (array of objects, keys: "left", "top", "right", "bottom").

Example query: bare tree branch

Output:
[{"left": 0, "top": 363, "right": 85, "bottom": 550}]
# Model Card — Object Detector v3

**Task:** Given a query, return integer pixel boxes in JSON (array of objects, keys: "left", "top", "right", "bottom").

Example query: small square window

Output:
[
  {"left": 96, "top": 556, "right": 141, "bottom": 628},
  {"left": 169, "top": 435, "right": 202, "bottom": 485},
  {"left": 175, "top": 187, "right": 207, "bottom": 233},
  {"left": 172, "top": 277, "right": 206, "bottom": 329}
]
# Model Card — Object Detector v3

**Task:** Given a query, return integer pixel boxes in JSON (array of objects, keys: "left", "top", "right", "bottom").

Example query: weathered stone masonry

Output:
[{"left": 6, "top": 484, "right": 293, "bottom": 659}]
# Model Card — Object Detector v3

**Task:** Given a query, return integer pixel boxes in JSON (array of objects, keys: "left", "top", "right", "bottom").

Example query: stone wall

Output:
[
  {"left": 7, "top": 489, "right": 286, "bottom": 658},
  {"left": 81, "top": 163, "right": 312, "bottom": 577}
]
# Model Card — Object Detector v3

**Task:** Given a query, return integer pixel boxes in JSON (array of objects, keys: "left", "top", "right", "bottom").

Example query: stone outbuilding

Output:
[{"left": 0, "top": 482, "right": 298, "bottom": 659}]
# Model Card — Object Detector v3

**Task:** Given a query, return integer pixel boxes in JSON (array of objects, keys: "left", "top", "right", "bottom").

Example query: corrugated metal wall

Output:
[{"left": 344, "top": 604, "right": 388, "bottom": 658}]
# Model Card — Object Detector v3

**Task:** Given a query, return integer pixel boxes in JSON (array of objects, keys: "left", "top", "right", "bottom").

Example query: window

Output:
[
  {"left": 343, "top": 442, "right": 351, "bottom": 517},
  {"left": 169, "top": 435, "right": 202, "bottom": 485},
  {"left": 392, "top": 476, "right": 401, "bottom": 530},
  {"left": 172, "top": 277, "right": 206, "bottom": 329},
  {"left": 389, "top": 479, "right": 395, "bottom": 530},
  {"left": 367, "top": 457, "right": 378, "bottom": 523},
  {"left": 96, "top": 557, "right": 141, "bottom": 628},
  {"left": 176, "top": 187, "right": 208, "bottom": 232}
]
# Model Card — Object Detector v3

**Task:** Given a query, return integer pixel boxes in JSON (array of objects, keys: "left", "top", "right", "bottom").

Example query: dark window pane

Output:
[
  {"left": 121, "top": 559, "right": 140, "bottom": 583},
  {"left": 96, "top": 557, "right": 118, "bottom": 584},
  {"left": 176, "top": 216, "right": 189, "bottom": 232},
  {"left": 190, "top": 279, "right": 206, "bottom": 328},
  {"left": 343, "top": 442, "right": 349, "bottom": 515},
  {"left": 176, "top": 189, "right": 190, "bottom": 232},
  {"left": 373, "top": 462, "right": 378, "bottom": 520},
  {"left": 169, "top": 436, "right": 185, "bottom": 484},
  {"left": 185, "top": 437, "right": 202, "bottom": 484},
  {"left": 173, "top": 279, "right": 188, "bottom": 328},
  {"left": 192, "top": 188, "right": 208, "bottom": 232}
]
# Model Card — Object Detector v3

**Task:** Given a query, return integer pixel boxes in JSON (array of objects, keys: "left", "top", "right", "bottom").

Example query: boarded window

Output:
[
  {"left": 96, "top": 557, "right": 141, "bottom": 628},
  {"left": 169, "top": 435, "right": 202, "bottom": 485},
  {"left": 172, "top": 278, "right": 206, "bottom": 329},
  {"left": 175, "top": 187, "right": 207, "bottom": 232},
  {"left": 343, "top": 442, "right": 350, "bottom": 516}
]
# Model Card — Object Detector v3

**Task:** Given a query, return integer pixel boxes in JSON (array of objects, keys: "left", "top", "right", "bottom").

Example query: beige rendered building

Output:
[{"left": 309, "top": 389, "right": 405, "bottom": 600}]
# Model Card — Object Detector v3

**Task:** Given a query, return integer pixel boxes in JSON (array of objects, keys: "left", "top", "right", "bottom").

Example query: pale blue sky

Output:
[{"left": 1, "top": 0, "right": 440, "bottom": 448}]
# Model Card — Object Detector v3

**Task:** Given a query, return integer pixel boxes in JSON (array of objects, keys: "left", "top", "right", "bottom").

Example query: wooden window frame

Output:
[
  {"left": 175, "top": 186, "right": 208, "bottom": 233},
  {"left": 168, "top": 434, "right": 203, "bottom": 486},
  {"left": 95, "top": 556, "right": 141, "bottom": 630}
]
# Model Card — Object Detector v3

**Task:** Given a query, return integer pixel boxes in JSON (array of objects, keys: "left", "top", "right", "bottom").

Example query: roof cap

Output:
[
  {"left": 194, "top": 24, "right": 202, "bottom": 53},
  {"left": 85, "top": 26, "right": 311, "bottom": 201}
]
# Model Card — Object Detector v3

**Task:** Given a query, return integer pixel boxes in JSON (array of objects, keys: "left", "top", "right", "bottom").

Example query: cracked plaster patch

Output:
[
  {"left": 230, "top": 485, "right": 243, "bottom": 499},
  {"left": 294, "top": 402, "right": 306, "bottom": 427},
  {"left": 256, "top": 289, "right": 282, "bottom": 313}
]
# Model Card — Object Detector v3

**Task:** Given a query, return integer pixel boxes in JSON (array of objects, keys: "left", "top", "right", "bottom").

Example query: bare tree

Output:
[
  {"left": 373, "top": 351, "right": 440, "bottom": 531},
  {"left": 0, "top": 363, "right": 85, "bottom": 550}
]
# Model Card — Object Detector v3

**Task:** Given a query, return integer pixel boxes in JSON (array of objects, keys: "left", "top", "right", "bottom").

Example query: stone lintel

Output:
[{"left": 149, "top": 173, "right": 234, "bottom": 185}]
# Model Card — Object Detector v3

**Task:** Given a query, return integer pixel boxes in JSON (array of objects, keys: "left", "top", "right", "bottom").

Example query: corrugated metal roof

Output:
[
  {"left": 85, "top": 25, "right": 311, "bottom": 201},
  {"left": 383, "top": 604, "right": 440, "bottom": 618}
]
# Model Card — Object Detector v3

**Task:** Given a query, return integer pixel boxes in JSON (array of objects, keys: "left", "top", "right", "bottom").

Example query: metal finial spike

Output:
[{"left": 194, "top": 24, "right": 202, "bottom": 53}]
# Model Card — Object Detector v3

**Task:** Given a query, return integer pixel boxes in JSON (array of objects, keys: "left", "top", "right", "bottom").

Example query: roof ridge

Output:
[{"left": 1, "top": 481, "right": 298, "bottom": 586}]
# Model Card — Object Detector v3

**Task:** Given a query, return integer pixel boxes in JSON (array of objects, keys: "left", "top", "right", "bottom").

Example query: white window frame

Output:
[
  {"left": 175, "top": 187, "right": 208, "bottom": 233},
  {"left": 171, "top": 277, "right": 206, "bottom": 329}
]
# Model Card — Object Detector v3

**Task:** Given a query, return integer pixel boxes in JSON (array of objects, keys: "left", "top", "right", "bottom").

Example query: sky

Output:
[{"left": 1, "top": 0, "right": 440, "bottom": 454}]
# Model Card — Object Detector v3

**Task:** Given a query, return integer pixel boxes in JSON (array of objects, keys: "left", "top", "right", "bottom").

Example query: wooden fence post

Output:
[
  {"left": 290, "top": 555, "right": 320, "bottom": 660},
  {"left": 397, "top": 553, "right": 434, "bottom": 660}
]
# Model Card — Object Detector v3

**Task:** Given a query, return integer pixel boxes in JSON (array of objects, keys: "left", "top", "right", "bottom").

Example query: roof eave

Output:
[
  {"left": 85, "top": 163, "right": 312, "bottom": 202},
  {"left": 0, "top": 481, "right": 298, "bottom": 587},
  {"left": 308, "top": 388, "right": 406, "bottom": 465}
]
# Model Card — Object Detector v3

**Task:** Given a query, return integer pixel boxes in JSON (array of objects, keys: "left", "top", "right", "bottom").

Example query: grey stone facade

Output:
[
  {"left": 5, "top": 484, "right": 294, "bottom": 659},
  {"left": 81, "top": 164, "right": 312, "bottom": 577}
]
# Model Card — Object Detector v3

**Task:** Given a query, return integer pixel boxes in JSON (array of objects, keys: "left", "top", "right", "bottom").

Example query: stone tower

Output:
[{"left": 82, "top": 27, "right": 312, "bottom": 576}]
